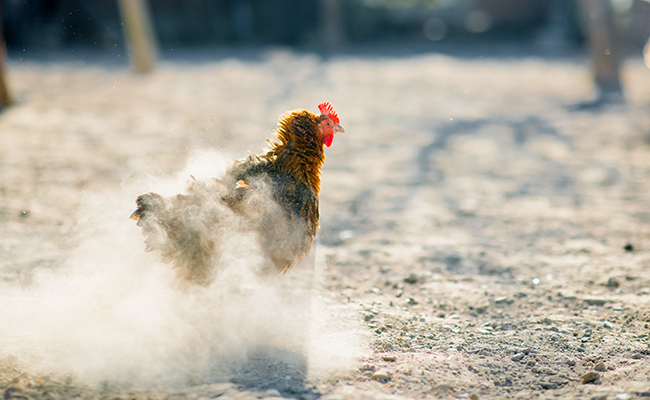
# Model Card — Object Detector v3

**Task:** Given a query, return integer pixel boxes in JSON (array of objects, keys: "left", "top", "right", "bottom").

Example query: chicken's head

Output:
[{"left": 318, "top": 102, "right": 345, "bottom": 147}]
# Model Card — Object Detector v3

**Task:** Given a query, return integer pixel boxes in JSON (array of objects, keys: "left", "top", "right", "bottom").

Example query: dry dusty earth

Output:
[{"left": 2, "top": 44, "right": 650, "bottom": 399}]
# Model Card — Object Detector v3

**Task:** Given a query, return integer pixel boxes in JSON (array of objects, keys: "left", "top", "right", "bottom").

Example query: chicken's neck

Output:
[{"left": 267, "top": 112, "right": 326, "bottom": 194}]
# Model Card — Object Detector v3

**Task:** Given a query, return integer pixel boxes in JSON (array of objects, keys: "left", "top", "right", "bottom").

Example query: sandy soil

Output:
[{"left": 2, "top": 44, "right": 650, "bottom": 399}]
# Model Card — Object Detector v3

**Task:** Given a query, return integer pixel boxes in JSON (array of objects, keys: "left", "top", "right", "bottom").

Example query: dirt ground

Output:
[{"left": 2, "top": 44, "right": 650, "bottom": 399}]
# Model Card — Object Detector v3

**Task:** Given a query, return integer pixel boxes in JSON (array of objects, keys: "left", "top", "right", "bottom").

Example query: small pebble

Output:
[
  {"left": 594, "top": 362, "right": 606, "bottom": 371},
  {"left": 604, "top": 321, "right": 614, "bottom": 329},
  {"left": 606, "top": 277, "right": 620, "bottom": 288},
  {"left": 495, "top": 296, "right": 511, "bottom": 305},
  {"left": 582, "top": 371, "right": 600, "bottom": 384},
  {"left": 470, "top": 394, "right": 479, "bottom": 400},
  {"left": 404, "top": 274, "right": 418, "bottom": 284},
  {"left": 406, "top": 297, "right": 418, "bottom": 305},
  {"left": 371, "top": 369, "right": 391, "bottom": 381},
  {"left": 623, "top": 243, "right": 634, "bottom": 252},
  {"left": 381, "top": 354, "right": 396, "bottom": 362}
]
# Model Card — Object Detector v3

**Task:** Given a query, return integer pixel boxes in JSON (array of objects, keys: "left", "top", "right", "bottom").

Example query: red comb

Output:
[{"left": 318, "top": 102, "right": 340, "bottom": 125}]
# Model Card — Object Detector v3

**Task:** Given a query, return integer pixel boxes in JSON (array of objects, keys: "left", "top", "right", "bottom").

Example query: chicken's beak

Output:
[{"left": 335, "top": 124, "right": 345, "bottom": 134}]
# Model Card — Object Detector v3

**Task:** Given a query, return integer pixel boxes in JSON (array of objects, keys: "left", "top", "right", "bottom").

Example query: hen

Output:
[{"left": 130, "top": 103, "right": 344, "bottom": 284}]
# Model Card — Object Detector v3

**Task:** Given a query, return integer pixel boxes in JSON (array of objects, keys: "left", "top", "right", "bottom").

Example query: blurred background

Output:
[
  {"left": 3, "top": 0, "right": 649, "bottom": 56},
  {"left": 2, "top": 3, "right": 650, "bottom": 398}
]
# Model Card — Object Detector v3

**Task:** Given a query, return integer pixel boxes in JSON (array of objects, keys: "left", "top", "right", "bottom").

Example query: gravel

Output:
[{"left": 2, "top": 44, "right": 650, "bottom": 399}]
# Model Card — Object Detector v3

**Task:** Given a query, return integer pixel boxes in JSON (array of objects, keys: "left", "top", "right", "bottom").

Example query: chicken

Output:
[{"left": 130, "top": 102, "right": 344, "bottom": 284}]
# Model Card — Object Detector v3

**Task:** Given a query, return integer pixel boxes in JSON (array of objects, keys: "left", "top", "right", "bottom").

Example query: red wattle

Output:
[{"left": 324, "top": 135, "right": 334, "bottom": 147}]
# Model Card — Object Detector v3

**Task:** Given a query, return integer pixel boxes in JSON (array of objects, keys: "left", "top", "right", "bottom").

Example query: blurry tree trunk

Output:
[
  {"left": 577, "top": 0, "right": 624, "bottom": 100},
  {"left": 117, "top": 0, "right": 157, "bottom": 73},
  {"left": 0, "top": 1, "right": 12, "bottom": 109},
  {"left": 321, "top": 0, "right": 344, "bottom": 49}
]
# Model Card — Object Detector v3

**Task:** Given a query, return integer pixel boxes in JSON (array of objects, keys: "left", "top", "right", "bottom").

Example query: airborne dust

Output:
[{"left": 0, "top": 150, "right": 365, "bottom": 392}]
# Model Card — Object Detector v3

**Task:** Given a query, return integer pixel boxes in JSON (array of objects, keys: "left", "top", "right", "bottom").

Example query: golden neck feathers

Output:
[{"left": 265, "top": 109, "right": 326, "bottom": 194}]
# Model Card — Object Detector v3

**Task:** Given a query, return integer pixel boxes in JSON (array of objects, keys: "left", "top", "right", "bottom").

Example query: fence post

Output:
[
  {"left": 577, "top": 0, "right": 624, "bottom": 101},
  {"left": 117, "top": 0, "right": 157, "bottom": 73},
  {"left": 321, "top": 0, "right": 344, "bottom": 49},
  {"left": 0, "top": 1, "right": 12, "bottom": 109}
]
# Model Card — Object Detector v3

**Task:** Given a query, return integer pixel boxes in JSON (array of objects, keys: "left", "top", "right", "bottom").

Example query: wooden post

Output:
[
  {"left": 321, "top": 0, "right": 344, "bottom": 49},
  {"left": 577, "top": 0, "right": 624, "bottom": 100},
  {"left": 643, "top": 39, "right": 650, "bottom": 68},
  {"left": 0, "top": 1, "right": 12, "bottom": 109},
  {"left": 117, "top": 0, "right": 157, "bottom": 73}
]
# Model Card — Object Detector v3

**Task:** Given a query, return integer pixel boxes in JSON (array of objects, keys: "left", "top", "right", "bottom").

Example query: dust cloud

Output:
[{"left": 0, "top": 150, "right": 365, "bottom": 392}]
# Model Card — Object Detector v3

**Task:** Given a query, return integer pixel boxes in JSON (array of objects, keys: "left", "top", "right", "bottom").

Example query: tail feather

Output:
[{"left": 130, "top": 191, "right": 217, "bottom": 284}]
